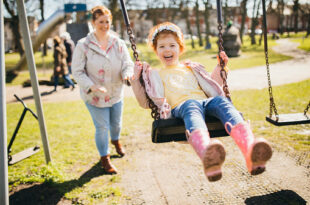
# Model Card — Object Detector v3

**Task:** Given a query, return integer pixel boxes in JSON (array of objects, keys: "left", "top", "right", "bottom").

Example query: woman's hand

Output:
[
  {"left": 217, "top": 51, "right": 229, "bottom": 67},
  {"left": 132, "top": 61, "right": 143, "bottom": 81},
  {"left": 90, "top": 85, "right": 107, "bottom": 93},
  {"left": 56, "top": 66, "right": 61, "bottom": 72}
]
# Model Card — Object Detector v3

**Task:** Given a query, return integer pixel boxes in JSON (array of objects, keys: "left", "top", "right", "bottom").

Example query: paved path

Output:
[{"left": 6, "top": 39, "right": 310, "bottom": 103}]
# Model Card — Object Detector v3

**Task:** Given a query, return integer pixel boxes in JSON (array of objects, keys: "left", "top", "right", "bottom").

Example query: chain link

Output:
[
  {"left": 126, "top": 26, "right": 160, "bottom": 119},
  {"left": 217, "top": 23, "right": 231, "bottom": 101},
  {"left": 126, "top": 27, "right": 139, "bottom": 61}
]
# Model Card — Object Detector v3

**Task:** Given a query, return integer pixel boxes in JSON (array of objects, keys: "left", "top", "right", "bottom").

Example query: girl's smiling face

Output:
[
  {"left": 92, "top": 14, "right": 111, "bottom": 34},
  {"left": 156, "top": 33, "right": 181, "bottom": 67}
]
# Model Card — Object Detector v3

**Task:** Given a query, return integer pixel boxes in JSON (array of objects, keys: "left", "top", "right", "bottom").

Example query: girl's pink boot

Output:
[
  {"left": 186, "top": 129, "right": 226, "bottom": 182},
  {"left": 226, "top": 122, "right": 272, "bottom": 175}
]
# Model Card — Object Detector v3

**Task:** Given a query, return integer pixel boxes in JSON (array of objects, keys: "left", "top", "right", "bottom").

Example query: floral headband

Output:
[{"left": 151, "top": 24, "right": 183, "bottom": 43}]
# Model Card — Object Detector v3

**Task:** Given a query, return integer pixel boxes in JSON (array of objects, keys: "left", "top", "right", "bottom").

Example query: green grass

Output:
[
  {"left": 5, "top": 51, "right": 54, "bottom": 71},
  {"left": 7, "top": 79, "right": 310, "bottom": 203},
  {"left": 291, "top": 37, "right": 310, "bottom": 52}
]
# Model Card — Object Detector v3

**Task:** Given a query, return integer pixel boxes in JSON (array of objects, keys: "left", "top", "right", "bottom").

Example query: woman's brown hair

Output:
[{"left": 91, "top": 5, "right": 112, "bottom": 22}]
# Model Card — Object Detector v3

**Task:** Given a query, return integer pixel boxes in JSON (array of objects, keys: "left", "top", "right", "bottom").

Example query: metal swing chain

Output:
[
  {"left": 218, "top": 23, "right": 231, "bottom": 101},
  {"left": 262, "top": 0, "right": 279, "bottom": 120},
  {"left": 125, "top": 26, "right": 160, "bottom": 120},
  {"left": 126, "top": 26, "right": 139, "bottom": 62}
]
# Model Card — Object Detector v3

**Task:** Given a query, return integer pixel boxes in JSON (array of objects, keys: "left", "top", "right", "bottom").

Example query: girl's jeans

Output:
[
  {"left": 85, "top": 100, "right": 123, "bottom": 157},
  {"left": 171, "top": 96, "right": 243, "bottom": 133}
]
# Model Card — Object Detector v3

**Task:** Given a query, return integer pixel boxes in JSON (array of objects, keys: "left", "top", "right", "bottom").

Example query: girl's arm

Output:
[
  {"left": 211, "top": 51, "right": 229, "bottom": 87},
  {"left": 131, "top": 61, "right": 150, "bottom": 109},
  {"left": 71, "top": 42, "right": 94, "bottom": 92}
]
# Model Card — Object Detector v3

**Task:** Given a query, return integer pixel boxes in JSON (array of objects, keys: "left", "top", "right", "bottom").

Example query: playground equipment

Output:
[
  {"left": 13, "top": 3, "right": 90, "bottom": 72},
  {"left": 119, "top": 0, "right": 231, "bottom": 143},
  {"left": 7, "top": 95, "right": 40, "bottom": 165},
  {"left": 261, "top": 0, "right": 310, "bottom": 126}
]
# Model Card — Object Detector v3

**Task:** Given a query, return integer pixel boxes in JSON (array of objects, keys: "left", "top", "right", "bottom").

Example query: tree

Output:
[
  {"left": 3, "top": 0, "right": 24, "bottom": 56},
  {"left": 183, "top": 0, "right": 195, "bottom": 48},
  {"left": 250, "top": 0, "right": 261, "bottom": 45},
  {"left": 203, "top": 0, "right": 211, "bottom": 49},
  {"left": 195, "top": 0, "right": 203, "bottom": 46},
  {"left": 240, "top": 0, "right": 248, "bottom": 43},
  {"left": 293, "top": 0, "right": 299, "bottom": 33}
]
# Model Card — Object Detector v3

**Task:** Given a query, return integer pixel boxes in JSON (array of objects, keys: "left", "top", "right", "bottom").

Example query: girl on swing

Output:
[{"left": 131, "top": 22, "right": 272, "bottom": 182}]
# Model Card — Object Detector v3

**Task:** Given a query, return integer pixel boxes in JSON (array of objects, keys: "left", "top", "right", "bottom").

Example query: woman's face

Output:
[
  {"left": 155, "top": 34, "right": 180, "bottom": 67},
  {"left": 92, "top": 14, "right": 111, "bottom": 34}
]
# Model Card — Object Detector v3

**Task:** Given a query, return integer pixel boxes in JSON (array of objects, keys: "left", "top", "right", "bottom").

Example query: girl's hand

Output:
[
  {"left": 132, "top": 61, "right": 143, "bottom": 81},
  {"left": 90, "top": 85, "right": 107, "bottom": 93},
  {"left": 217, "top": 51, "right": 229, "bottom": 67}
]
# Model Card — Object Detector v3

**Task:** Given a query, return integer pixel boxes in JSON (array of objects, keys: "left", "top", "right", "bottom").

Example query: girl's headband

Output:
[{"left": 151, "top": 24, "right": 183, "bottom": 43}]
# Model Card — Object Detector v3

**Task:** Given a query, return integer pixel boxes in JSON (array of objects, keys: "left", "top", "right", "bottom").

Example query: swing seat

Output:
[
  {"left": 152, "top": 115, "right": 228, "bottom": 143},
  {"left": 8, "top": 146, "right": 40, "bottom": 165},
  {"left": 266, "top": 113, "right": 310, "bottom": 126}
]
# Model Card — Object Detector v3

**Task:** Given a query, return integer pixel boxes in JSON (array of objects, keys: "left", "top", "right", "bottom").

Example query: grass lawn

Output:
[{"left": 7, "top": 79, "right": 310, "bottom": 203}]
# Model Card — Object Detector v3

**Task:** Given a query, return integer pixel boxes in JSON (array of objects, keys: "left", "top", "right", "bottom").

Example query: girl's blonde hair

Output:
[
  {"left": 148, "top": 22, "right": 185, "bottom": 53},
  {"left": 91, "top": 5, "right": 112, "bottom": 22}
]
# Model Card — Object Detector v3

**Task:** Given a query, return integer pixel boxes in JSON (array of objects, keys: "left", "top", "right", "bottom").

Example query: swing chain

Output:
[
  {"left": 125, "top": 25, "right": 159, "bottom": 119},
  {"left": 304, "top": 101, "right": 310, "bottom": 116},
  {"left": 217, "top": 23, "right": 231, "bottom": 101},
  {"left": 126, "top": 26, "right": 139, "bottom": 62},
  {"left": 265, "top": 51, "right": 279, "bottom": 120}
]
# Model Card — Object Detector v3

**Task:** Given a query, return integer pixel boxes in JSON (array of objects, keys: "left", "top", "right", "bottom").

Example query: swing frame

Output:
[{"left": 119, "top": 0, "right": 231, "bottom": 143}]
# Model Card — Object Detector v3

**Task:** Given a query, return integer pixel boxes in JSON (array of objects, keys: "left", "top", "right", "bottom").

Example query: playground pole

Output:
[
  {"left": 0, "top": 0, "right": 9, "bottom": 204},
  {"left": 16, "top": 1, "right": 52, "bottom": 164}
]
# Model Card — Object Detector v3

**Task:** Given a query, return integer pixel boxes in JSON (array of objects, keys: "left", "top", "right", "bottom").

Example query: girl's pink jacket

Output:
[{"left": 131, "top": 61, "right": 226, "bottom": 119}]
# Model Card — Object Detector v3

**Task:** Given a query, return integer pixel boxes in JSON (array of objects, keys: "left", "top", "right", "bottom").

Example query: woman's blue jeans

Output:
[
  {"left": 171, "top": 96, "right": 243, "bottom": 133},
  {"left": 85, "top": 100, "right": 123, "bottom": 157}
]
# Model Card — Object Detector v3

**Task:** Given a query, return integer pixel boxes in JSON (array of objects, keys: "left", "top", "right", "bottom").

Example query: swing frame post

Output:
[
  {"left": 16, "top": 1, "right": 52, "bottom": 163},
  {"left": 0, "top": 0, "right": 9, "bottom": 204}
]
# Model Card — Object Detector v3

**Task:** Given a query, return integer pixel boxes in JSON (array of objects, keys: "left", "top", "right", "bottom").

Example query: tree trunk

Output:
[
  {"left": 293, "top": 0, "right": 299, "bottom": 33},
  {"left": 39, "top": 0, "right": 47, "bottom": 56},
  {"left": 307, "top": 13, "right": 310, "bottom": 37},
  {"left": 240, "top": 0, "right": 248, "bottom": 43},
  {"left": 185, "top": 7, "right": 195, "bottom": 49},
  {"left": 195, "top": 0, "right": 203, "bottom": 46},
  {"left": 204, "top": 0, "right": 211, "bottom": 49},
  {"left": 10, "top": 16, "right": 24, "bottom": 56}
]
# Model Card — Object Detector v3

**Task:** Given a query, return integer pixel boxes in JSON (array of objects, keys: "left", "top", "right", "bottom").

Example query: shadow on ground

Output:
[
  {"left": 9, "top": 161, "right": 115, "bottom": 205},
  {"left": 245, "top": 190, "right": 307, "bottom": 205}
]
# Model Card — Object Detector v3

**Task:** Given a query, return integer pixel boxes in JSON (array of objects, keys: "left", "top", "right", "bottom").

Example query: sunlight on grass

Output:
[{"left": 7, "top": 79, "right": 309, "bottom": 203}]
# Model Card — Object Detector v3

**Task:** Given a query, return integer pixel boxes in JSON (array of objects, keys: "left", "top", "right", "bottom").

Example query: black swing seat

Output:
[
  {"left": 266, "top": 113, "right": 310, "bottom": 126},
  {"left": 152, "top": 115, "right": 228, "bottom": 143}
]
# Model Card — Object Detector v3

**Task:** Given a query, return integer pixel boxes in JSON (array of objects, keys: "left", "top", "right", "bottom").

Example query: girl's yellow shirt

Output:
[{"left": 159, "top": 64, "right": 207, "bottom": 109}]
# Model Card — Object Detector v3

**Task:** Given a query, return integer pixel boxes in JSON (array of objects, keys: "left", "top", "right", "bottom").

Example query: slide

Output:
[{"left": 13, "top": 9, "right": 66, "bottom": 71}]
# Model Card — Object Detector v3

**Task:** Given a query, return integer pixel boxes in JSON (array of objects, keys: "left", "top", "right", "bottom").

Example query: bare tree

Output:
[
  {"left": 240, "top": 0, "right": 248, "bottom": 43},
  {"left": 183, "top": 0, "right": 195, "bottom": 48},
  {"left": 203, "top": 0, "right": 211, "bottom": 49},
  {"left": 195, "top": 0, "right": 203, "bottom": 46},
  {"left": 293, "top": 0, "right": 299, "bottom": 33},
  {"left": 250, "top": 0, "right": 261, "bottom": 45},
  {"left": 3, "top": 0, "right": 24, "bottom": 56}
]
